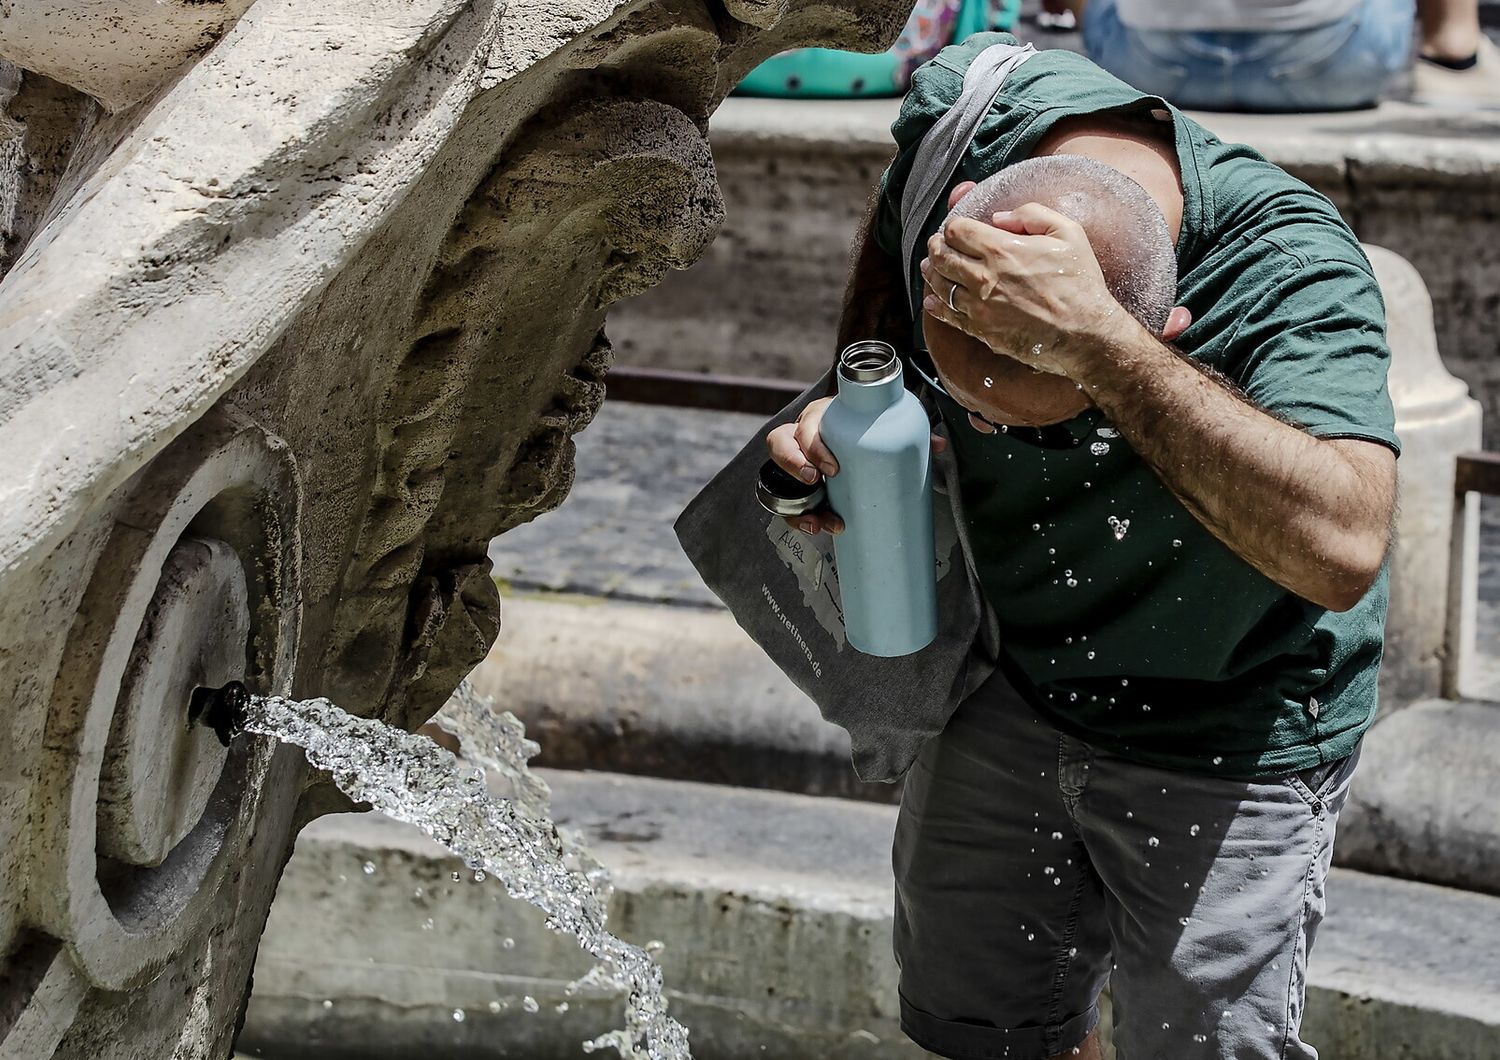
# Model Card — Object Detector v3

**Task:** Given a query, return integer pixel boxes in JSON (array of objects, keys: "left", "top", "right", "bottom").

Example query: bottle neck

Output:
[{"left": 836, "top": 369, "right": 904, "bottom": 413}]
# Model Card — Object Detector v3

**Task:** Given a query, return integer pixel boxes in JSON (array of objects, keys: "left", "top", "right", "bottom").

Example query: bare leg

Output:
[{"left": 1417, "top": 0, "right": 1483, "bottom": 61}]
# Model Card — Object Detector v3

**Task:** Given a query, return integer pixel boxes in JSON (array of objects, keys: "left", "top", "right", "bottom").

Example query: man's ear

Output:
[
  {"left": 1160, "top": 305, "right": 1192, "bottom": 342},
  {"left": 947, "top": 181, "right": 978, "bottom": 210}
]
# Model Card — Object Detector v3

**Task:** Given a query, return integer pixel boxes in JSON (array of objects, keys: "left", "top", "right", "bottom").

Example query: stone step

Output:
[{"left": 240, "top": 770, "right": 1500, "bottom": 1059}]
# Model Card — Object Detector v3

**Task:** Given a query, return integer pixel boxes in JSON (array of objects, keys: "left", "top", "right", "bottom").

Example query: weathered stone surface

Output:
[
  {"left": 1365, "top": 246, "right": 1483, "bottom": 710},
  {"left": 1337, "top": 698, "right": 1500, "bottom": 894},
  {"left": 0, "top": 0, "right": 909, "bottom": 1055},
  {"left": 242, "top": 770, "right": 1500, "bottom": 1060},
  {"left": 0, "top": 1, "right": 257, "bottom": 113}
]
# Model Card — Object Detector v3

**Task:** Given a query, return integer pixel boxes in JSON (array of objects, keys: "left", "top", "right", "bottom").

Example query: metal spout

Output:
[{"left": 188, "top": 680, "right": 248, "bottom": 748}]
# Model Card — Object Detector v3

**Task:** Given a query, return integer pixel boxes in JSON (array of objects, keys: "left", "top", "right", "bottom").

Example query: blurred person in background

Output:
[
  {"left": 1077, "top": 0, "right": 1416, "bottom": 110},
  {"left": 1413, "top": 0, "right": 1500, "bottom": 105}
]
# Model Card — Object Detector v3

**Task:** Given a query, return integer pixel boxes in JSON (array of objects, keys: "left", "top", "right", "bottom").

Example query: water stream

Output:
[{"left": 242, "top": 682, "right": 692, "bottom": 1059}]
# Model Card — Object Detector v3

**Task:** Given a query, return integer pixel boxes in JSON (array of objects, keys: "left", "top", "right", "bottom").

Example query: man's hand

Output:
[
  {"left": 767, "top": 397, "right": 948, "bottom": 536},
  {"left": 918, "top": 203, "right": 1123, "bottom": 376}
]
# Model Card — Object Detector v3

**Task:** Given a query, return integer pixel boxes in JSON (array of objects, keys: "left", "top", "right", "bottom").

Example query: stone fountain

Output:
[{"left": 0, "top": 1, "right": 908, "bottom": 1056}]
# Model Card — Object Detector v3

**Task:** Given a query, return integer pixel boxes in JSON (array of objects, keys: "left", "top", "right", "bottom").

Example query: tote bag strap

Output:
[{"left": 897, "top": 40, "right": 1035, "bottom": 313}]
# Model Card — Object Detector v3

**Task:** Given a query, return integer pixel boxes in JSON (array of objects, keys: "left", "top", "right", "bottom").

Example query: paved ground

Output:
[{"left": 490, "top": 399, "right": 1500, "bottom": 696}]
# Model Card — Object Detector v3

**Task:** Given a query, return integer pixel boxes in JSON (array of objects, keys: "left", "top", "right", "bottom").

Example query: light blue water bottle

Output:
[{"left": 821, "top": 340, "right": 938, "bottom": 657}]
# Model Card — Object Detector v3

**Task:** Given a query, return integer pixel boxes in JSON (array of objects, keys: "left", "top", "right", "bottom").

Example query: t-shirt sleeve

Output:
[{"left": 1230, "top": 254, "right": 1401, "bottom": 455}]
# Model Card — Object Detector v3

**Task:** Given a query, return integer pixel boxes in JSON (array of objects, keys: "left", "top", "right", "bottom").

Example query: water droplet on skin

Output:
[
  {"left": 502, "top": 937, "right": 515, "bottom": 949},
  {"left": 422, "top": 917, "right": 435, "bottom": 931},
  {"left": 557, "top": 1002, "right": 570, "bottom": 1013},
  {"left": 1090, "top": 441, "right": 1110, "bottom": 457},
  {"left": 1032, "top": 343, "right": 1044, "bottom": 358},
  {"left": 983, "top": 376, "right": 994, "bottom": 388},
  {"left": 453, "top": 1008, "right": 466, "bottom": 1023},
  {"left": 451, "top": 871, "right": 462, "bottom": 882},
  {"left": 523, "top": 996, "right": 540, "bottom": 1014},
  {"left": 363, "top": 861, "right": 376, "bottom": 875},
  {"left": 323, "top": 999, "right": 334, "bottom": 1010},
  {"left": 474, "top": 870, "right": 486, "bottom": 882},
  {"left": 489, "top": 1000, "right": 504, "bottom": 1014}
]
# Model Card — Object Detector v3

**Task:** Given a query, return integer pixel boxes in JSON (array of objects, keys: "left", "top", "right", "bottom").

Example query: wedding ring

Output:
[{"left": 945, "top": 278, "right": 963, "bottom": 314}]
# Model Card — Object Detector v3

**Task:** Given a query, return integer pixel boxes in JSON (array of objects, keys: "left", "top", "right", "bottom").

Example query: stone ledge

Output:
[
  {"left": 707, "top": 96, "right": 1500, "bottom": 183},
  {"left": 242, "top": 770, "right": 1500, "bottom": 1060}
]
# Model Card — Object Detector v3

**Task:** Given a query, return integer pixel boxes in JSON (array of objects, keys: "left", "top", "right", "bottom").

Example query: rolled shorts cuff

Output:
[{"left": 899, "top": 993, "right": 1099, "bottom": 1060}]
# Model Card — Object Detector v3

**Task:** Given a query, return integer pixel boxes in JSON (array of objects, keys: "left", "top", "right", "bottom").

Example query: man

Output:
[{"left": 767, "top": 34, "right": 1399, "bottom": 1060}]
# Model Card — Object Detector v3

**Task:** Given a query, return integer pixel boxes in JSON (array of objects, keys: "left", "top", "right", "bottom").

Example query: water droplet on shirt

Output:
[
  {"left": 1148, "top": 836, "right": 1160, "bottom": 847},
  {"left": 1087, "top": 650, "right": 1096, "bottom": 660},
  {"left": 1121, "top": 678, "right": 1130, "bottom": 687},
  {"left": 452, "top": 1008, "right": 466, "bottom": 1023},
  {"left": 489, "top": 1000, "right": 504, "bottom": 1013},
  {"left": 1172, "top": 538, "right": 1183, "bottom": 547},
  {"left": 1213, "top": 756, "right": 1224, "bottom": 765},
  {"left": 322, "top": 999, "right": 334, "bottom": 1010},
  {"left": 1066, "top": 578, "right": 1078, "bottom": 587},
  {"left": 522, "top": 996, "right": 540, "bottom": 1014},
  {"left": 1090, "top": 441, "right": 1111, "bottom": 457},
  {"left": 362, "top": 861, "right": 376, "bottom": 875},
  {"left": 1044, "top": 866, "right": 1055, "bottom": 875},
  {"left": 1108, "top": 515, "right": 1130, "bottom": 541},
  {"left": 1051, "top": 831, "right": 1064, "bottom": 840},
  {"left": 1190, "top": 824, "right": 1201, "bottom": 836},
  {"left": 1141, "top": 703, "right": 1151, "bottom": 712},
  {"left": 502, "top": 936, "right": 516, "bottom": 949}
]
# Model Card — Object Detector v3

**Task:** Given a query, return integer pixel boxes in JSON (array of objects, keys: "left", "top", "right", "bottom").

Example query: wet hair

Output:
[{"left": 949, "top": 155, "right": 1177, "bottom": 334}]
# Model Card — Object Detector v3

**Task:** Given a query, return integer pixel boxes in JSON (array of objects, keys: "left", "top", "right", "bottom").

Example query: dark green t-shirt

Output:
[{"left": 874, "top": 35, "right": 1401, "bottom": 778}]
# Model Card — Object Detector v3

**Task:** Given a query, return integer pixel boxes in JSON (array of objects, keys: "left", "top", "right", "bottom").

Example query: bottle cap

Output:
[{"left": 755, "top": 459, "right": 826, "bottom": 517}]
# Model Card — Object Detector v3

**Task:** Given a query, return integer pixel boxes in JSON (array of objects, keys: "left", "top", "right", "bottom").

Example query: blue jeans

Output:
[{"left": 1083, "top": 0, "right": 1415, "bottom": 112}]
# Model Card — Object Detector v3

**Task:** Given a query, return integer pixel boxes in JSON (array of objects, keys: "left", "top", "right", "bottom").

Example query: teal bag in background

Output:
[{"left": 734, "top": 0, "right": 1021, "bottom": 99}]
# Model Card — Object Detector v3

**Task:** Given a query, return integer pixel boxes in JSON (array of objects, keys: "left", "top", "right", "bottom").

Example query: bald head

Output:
[{"left": 950, "top": 154, "right": 1177, "bottom": 334}]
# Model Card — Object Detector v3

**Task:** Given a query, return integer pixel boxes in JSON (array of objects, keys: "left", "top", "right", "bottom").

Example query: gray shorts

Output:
[{"left": 893, "top": 669, "right": 1360, "bottom": 1060}]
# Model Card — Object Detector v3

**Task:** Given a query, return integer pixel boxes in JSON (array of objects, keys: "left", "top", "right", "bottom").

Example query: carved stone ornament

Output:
[{"left": 0, "top": 0, "right": 907, "bottom": 1055}]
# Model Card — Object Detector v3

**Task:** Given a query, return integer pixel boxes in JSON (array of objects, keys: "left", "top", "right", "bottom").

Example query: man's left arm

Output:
[{"left": 922, "top": 204, "right": 1397, "bottom": 612}]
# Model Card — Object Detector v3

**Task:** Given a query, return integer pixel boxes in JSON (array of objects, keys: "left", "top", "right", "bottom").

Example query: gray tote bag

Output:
[{"left": 672, "top": 41, "right": 1033, "bottom": 783}]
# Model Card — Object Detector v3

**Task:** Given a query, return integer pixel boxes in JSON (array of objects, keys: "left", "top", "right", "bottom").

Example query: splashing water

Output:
[{"left": 242, "top": 682, "right": 691, "bottom": 1059}]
